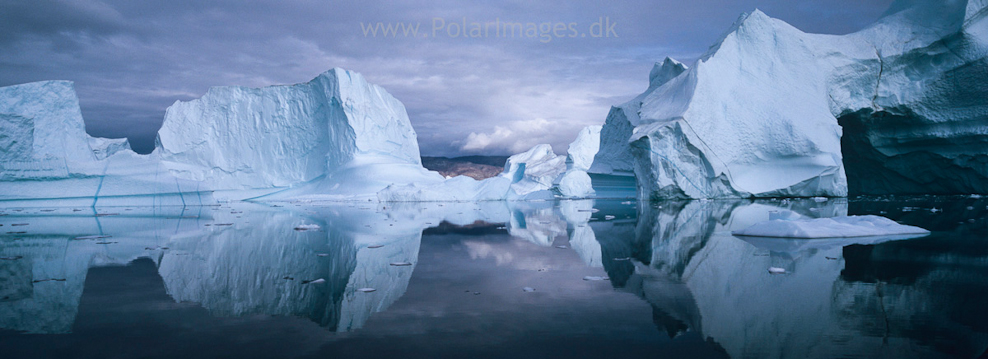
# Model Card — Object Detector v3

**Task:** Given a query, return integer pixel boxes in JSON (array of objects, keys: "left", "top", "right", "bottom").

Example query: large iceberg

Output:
[
  {"left": 157, "top": 68, "right": 441, "bottom": 200},
  {"left": 0, "top": 69, "right": 443, "bottom": 205},
  {"left": 592, "top": 0, "right": 988, "bottom": 199}
]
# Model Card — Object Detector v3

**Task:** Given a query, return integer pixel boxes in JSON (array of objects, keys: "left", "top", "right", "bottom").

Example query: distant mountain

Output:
[{"left": 421, "top": 156, "right": 508, "bottom": 180}]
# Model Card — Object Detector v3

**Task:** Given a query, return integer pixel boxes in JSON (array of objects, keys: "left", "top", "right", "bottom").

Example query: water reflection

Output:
[{"left": 0, "top": 197, "right": 986, "bottom": 358}]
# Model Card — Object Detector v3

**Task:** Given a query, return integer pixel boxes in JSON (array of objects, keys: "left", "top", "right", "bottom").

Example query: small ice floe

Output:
[
  {"left": 316, "top": 253, "right": 329, "bottom": 257},
  {"left": 967, "top": 206, "right": 976, "bottom": 210},
  {"left": 583, "top": 276, "right": 609, "bottom": 281},
  {"left": 768, "top": 267, "right": 787, "bottom": 274},
  {"left": 0, "top": 256, "right": 23, "bottom": 260},
  {"left": 604, "top": 215, "right": 616, "bottom": 220},
  {"left": 902, "top": 207, "right": 915, "bottom": 212},
  {"left": 812, "top": 197, "right": 828, "bottom": 202},
  {"left": 302, "top": 278, "right": 326, "bottom": 284},
  {"left": 33, "top": 278, "right": 66, "bottom": 283},
  {"left": 522, "top": 287, "right": 536, "bottom": 292},
  {"left": 621, "top": 201, "right": 634, "bottom": 205},
  {"left": 357, "top": 288, "right": 377, "bottom": 293},
  {"left": 591, "top": 208, "right": 600, "bottom": 213},
  {"left": 144, "top": 246, "right": 169, "bottom": 250},
  {"left": 931, "top": 208, "right": 942, "bottom": 213},
  {"left": 732, "top": 215, "right": 930, "bottom": 239},
  {"left": 390, "top": 262, "right": 413, "bottom": 266},
  {"left": 613, "top": 257, "right": 631, "bottom": 261},
  {"left": 473, "top": 292, "right": 481, "bottom": 295},
  {"left": 74, "top": 235, "right": 112, "bottom": 240},
  {"left": 555, "top": 245, "right": 568, "bottom": 249},
  {"left": 294, "top": 224, "right": 321, "bottom": 231},
  {"left": 367, "top": 244, "right": 384, "bottom": 249}
]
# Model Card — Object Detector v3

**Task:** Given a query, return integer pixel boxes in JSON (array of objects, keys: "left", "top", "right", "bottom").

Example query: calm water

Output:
[{"left": 1, "top": 197, "right": 986, "bottom": 359}]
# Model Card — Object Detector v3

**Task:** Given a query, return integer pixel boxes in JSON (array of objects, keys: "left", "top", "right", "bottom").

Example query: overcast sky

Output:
[{"left": 0, "top": 0, "right": 893, "bottom": 156}]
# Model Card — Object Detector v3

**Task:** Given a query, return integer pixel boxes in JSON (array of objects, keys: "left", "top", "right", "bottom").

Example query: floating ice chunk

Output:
[
  {"left": 74, "top": 235, "right": 111, "bottom": 240},
  {"left": 303, "top": 278, "right": 326, "bottom": 284},
  {"left": 522, "top": 287, "right": 536, "bottom": 292},
  {"left": 356, "top": 288, "right": 377, "bottom": 293},
  {"left": 294, "top": 224, "right": 321, "bottom": 231},
  {"left": 768, "top": 267, "right": 787, "bottom": 274},
  {"left": 732, "top": 215, "right": 930, "bottom": 238},
  {"left": 389, "top": 262, "right": 413, "bottom": 266},
  {"left": 583, "top": 276, "right": 609, "bottom": 281}
]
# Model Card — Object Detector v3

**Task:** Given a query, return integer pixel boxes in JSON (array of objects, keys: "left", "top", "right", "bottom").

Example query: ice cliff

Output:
[
  {"left": 156, "top": 68, "right": 439, "bottom": 197},
  {"left": 592, "top": 0, "right": 988, "bottom": 199}
]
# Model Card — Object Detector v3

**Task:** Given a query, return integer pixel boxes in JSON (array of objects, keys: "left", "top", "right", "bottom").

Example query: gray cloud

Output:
[{"left": 0, "top": 0, "right": 893, "bottom": 155}]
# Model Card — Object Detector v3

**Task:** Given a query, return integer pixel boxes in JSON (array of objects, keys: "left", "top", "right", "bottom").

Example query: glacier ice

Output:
[
  {"left": 0, "top": 69, "right": 445, "bottom": 206},
  {"left": 592, "top": 0, "right": 988, "bottom": 200},
  {"left": 157, "top": 68, "right": 438, "bottom": 195},
  {"left": 553, "top": 125, "right": 601, "bottom": 198}
]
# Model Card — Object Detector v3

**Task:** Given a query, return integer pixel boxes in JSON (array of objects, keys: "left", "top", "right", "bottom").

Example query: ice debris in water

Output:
[
  {"left": 303, "top": 278, "right": 326, "bottom": 284},
  {"left": 768, "top": 267, "right": 787, "bottom": 274},
  {"left": 294, "top": 224, "right": 321, "bottom": 231},
  {"left": 357, "top": 288, "right": 377, "bottom": 293},
  {"left": 583, "top": 276, "right": 609, "bottom": 281},
  {"left": 522, "top": 287, "right": 536, "bottom": 292},
  {"left": 390, "top": 262, "right": 413, "bottom": 266}
]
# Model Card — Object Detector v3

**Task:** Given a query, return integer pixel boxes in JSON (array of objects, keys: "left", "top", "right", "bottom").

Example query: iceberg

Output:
[
  {"left": 158, "top": 68, "right": 442, "bottom": 199},
  {"left": 591, "top": 0, "right": 988, "bottom": 199},
  {"left": 553, "top": 125, "right": 601, "bottom": 198},
  {"left": 0, "top": 69, "right": 443, "bottom": 205},
  {"left": 379, "top": 143, "right": 570, "bottom": 202},
  {"left": 731, "top": 215, "right": 931, "bottom": 239}
]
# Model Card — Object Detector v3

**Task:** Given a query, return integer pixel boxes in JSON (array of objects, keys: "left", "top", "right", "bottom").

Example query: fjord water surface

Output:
[{"left": 0, "top": 197, "right": 986, "bottom": 359}]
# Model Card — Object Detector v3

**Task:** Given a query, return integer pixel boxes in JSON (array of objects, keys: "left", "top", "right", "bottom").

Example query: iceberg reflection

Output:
[{"left": 0, "top": 198, "right": 985, "bottom": 359}]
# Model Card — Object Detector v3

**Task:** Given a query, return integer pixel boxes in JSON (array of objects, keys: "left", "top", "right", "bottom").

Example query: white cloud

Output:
[{"left": 461, "top": 118, "right": 575, "bottom": 154}]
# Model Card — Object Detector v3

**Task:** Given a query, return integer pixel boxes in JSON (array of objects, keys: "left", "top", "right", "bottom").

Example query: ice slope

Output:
[{"left": 596, "top": 0, "right": 988, "bottom": 199}]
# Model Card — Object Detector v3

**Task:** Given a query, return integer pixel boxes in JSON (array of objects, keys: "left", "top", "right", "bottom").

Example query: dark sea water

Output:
[{"left": 0, "top": 197, "right": 986, "bottom": 359}]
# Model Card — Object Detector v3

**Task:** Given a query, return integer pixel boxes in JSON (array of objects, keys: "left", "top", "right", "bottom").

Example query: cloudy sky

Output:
[{"left": 0, "top": 0, "right": 893, "bottom": 156}]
